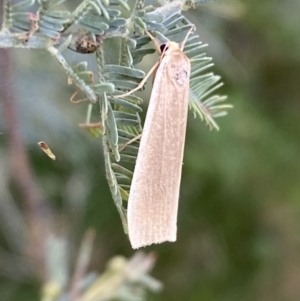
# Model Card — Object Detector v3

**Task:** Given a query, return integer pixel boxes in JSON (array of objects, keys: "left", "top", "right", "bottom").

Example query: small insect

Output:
[
  {"left": 38, "top": 141, "right": 56, "bottom": 160},
  {"left": 115, "top": 26, "right": 194, "bottom": 249},
  {"left": 68, "top": 32, "right": 103, "bottom": 54}
]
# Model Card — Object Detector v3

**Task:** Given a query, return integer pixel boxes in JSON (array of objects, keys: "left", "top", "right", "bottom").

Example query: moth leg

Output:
[
  {"left": 112, "top": 30, "right": 166, "bottom": 99},
  {"left": 119, "top": 134, "right": 142, "bottom": 152},
  {"left": 112, "top": 61, "right": 160, "bottom": 98},
  {"left": 70, "top": 89, "right": 88, "bottom": 103},
  {"left": 180, "top": 25, "right": 195, "bottom": 51}
]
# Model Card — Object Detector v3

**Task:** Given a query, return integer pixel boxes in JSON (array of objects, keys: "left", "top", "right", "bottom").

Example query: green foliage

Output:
[
  {"left": 2, "top": 1, "right": 300, "bottom": 301},
  {"left": 0, "top": 0, "right": 230, "bottom": 233}
]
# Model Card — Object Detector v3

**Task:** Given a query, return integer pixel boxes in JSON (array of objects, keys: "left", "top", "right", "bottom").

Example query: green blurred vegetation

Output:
[{"left": 1, "top": 0, "right": 300, "bottom": 300}]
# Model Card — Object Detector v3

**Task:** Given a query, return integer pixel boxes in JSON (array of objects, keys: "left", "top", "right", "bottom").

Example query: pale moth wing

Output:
[{"left": 128, "top": 42, "right": 191, "bottom": 249}]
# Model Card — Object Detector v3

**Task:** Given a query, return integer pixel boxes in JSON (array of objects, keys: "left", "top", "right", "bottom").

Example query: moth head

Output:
[
  {"left": 160, "top": 43, "right": 168, "bottom": 54},
  {"left": 160, "top": 41, "right": 180, "bottom": 56}
]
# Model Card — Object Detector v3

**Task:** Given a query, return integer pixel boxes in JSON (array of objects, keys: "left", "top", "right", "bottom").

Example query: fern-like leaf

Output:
[{"left": 100, "top": 5, "right": 232, "bottom": 230}]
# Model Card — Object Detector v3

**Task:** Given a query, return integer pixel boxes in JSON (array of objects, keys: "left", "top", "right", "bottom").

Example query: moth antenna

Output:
[
  {"left": 180, "top": 25, "right": 195, "bottom": 51},
  {"left": 145, "top": 30, "right": 162, "bottom": 55}
]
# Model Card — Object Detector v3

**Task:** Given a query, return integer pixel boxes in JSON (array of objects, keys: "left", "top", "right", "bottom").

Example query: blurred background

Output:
[{"left": 1, "top": 0, "right": 300, "bottom": 300}]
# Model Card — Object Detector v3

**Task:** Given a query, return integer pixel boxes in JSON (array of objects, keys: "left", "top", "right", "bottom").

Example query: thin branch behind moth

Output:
[{"left": 116, "top": 27, "right": 194, "bottom": 249}]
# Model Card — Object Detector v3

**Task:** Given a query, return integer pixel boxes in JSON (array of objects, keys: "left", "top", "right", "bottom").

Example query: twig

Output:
[
  {"left": 0, "top": 48, "right": 51, "bottom": 281},
  {"left": 69, "top": 229, "right": 96, "bottom": 300}
]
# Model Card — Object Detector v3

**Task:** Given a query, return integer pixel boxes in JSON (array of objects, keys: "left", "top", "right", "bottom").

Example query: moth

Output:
[{"left": 115, "top": 26, "right": 194, "bottom": 249}]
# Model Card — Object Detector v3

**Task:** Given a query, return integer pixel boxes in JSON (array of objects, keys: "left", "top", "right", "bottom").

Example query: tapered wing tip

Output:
[{"left": 130, "top": 237, "right": 177, "bottom": 249}]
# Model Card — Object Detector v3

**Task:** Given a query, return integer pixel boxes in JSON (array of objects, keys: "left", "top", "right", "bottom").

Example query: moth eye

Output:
[{"left": 160, "top": 44, "right": 169, "bottom": 53}]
